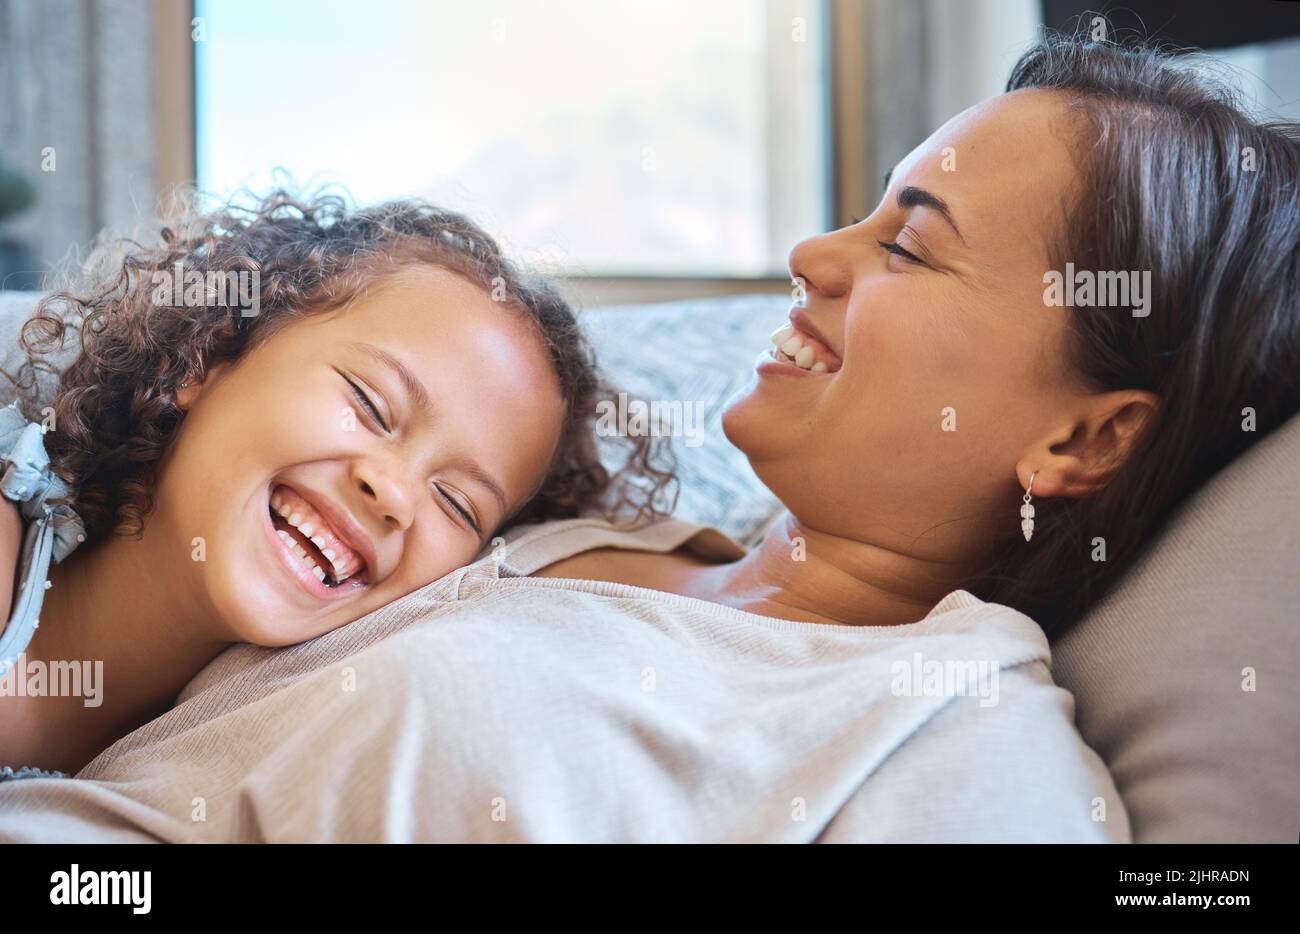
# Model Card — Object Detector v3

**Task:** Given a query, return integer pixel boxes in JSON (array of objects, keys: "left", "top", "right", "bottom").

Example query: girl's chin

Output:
[{"left": 224, "top": 604, "right": 332, "bottom": 648}]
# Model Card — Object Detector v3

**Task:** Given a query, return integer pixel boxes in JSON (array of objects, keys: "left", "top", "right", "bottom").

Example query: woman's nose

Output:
[{"left": 788, "top": 228, "right": 853, "bottom": 301}]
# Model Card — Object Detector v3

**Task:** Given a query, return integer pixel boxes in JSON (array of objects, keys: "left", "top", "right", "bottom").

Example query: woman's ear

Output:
[{"left": 1019, "top": 389, "right": 1161, "bottom": 499}]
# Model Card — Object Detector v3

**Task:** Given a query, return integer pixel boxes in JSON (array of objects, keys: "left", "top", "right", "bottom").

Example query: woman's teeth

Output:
[{"left": 770, "top": 324, "right": 830, "bottom": 372}]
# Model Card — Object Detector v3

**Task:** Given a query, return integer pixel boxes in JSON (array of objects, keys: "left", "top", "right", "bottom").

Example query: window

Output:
[{"left": 195, "top": 0, "right": 831, "bottom": 278}]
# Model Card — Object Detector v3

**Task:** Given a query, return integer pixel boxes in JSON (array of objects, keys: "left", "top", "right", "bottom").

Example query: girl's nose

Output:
[{"left": 353, "top": 456, "right": 417, "bottom": 533}]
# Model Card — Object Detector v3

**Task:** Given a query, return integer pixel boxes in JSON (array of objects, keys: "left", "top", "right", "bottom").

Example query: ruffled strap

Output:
[
  {"left": 0, "top": 764, "right": 70, "bottom": 782},
  {"left": 0, "top": 400, "right": 87, "bottom": 673},
  {"left": 0, "top": 402, "right": 86, "bottom": 563}
]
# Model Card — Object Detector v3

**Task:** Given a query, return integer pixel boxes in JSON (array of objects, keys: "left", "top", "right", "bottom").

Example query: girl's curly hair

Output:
[{"left": 1, "top": 189, "right": 678, "bottom": 547}]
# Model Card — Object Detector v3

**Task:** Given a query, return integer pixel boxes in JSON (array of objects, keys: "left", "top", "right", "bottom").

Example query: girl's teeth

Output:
[
  {"left": 780, "top": 335, "right": 804, "bottom": 356},
  {"left": 270, "top": 486, "right": 366, "bottom": 582},
  {"left": 794, "top": 345, "right": 815, "bottom": 368},
  {"left": 812, "top": 361, "right": 828, "bottom": 373},
  {"left": 276, "top": 526, "right": 335, "bottom": 585},
  {"left": 770, "top": 323, "right": 794, "bottom": 345},
  {"left": 321, "top": 545, "right": 351, "bottom": 579}
]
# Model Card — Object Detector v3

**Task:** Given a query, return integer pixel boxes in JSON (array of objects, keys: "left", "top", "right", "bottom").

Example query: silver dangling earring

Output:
[{"left": 1021, "top": 470, "right": 1038, "bottom": 541}]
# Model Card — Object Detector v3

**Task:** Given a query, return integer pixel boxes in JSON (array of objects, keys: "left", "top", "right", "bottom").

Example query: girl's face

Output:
[
  {"left": 159, "top": 265, "right": 565, "bottom": 645},
  {"left": 723, "top": 89, "right": 1143, "bottom": 567}
]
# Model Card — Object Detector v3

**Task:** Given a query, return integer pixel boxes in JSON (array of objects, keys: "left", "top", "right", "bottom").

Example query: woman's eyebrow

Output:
[{"left": 881, "top": 167, "right": 966, "bottom": 245}]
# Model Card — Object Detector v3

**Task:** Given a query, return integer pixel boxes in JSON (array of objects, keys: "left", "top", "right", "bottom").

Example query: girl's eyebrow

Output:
[
  {"left": 346, "top": 340, "right": 509, "bottom": 519},
  {"left": 450, "top": 454, "right": 509, "bottom": 522},
  {"left": 347, "top": 340, "right": 434, "bottom": 420}
]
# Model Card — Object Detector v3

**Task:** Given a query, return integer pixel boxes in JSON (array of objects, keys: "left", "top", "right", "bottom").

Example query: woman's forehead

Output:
[{"left": 888, "top": 89, "right": 1082, "bottom": 251}]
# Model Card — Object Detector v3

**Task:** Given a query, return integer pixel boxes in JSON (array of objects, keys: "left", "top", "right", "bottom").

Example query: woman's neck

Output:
[
  {"left": 684, "top": 511, "right": 978, "bottom": 628},
  {"left": 3, "top": 529, "right": 229, "bottom": 774}
]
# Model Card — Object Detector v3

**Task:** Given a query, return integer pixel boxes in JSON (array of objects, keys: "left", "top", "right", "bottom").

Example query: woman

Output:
[{"left": 0, "top": 29, "right": 1296, "bottom": 842}]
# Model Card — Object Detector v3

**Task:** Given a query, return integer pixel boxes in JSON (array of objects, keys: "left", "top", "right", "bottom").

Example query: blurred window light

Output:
[{"left": 195, "top": 0, "right": 831, "bottom": 277}]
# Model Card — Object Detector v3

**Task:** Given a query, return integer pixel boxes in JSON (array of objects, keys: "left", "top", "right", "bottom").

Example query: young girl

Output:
[{"left": 0, "top": 191, "right": 674, "bottom": 777}]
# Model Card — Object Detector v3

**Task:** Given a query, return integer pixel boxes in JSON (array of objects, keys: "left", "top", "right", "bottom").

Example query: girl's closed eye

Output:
[
  {"left": 435, "top": 483, "right": 481, "bottom": 534},
  {"left": 337, "top": 367, "right": 482, "bottom": 534},
  {"left": 340, "top": 371, "right": 389, "bottom": 431}
]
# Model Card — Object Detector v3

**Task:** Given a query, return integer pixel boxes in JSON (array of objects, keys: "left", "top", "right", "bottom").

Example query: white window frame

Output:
[{"left": 155, "top": 0, "right": 895, "bottom": 306}]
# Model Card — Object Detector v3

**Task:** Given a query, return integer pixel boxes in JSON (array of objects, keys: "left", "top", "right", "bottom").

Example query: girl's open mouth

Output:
[{"left": 262, "top": 484, "right": 369, "bottom": 601}]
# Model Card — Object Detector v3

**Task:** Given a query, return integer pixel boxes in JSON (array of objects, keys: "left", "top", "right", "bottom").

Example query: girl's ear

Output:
[
  {"left": 174, "top": 362, "right": 230, "bottom": 413},
  {"left": 175, "top": 379, "right": 200, "bottom": 412}
]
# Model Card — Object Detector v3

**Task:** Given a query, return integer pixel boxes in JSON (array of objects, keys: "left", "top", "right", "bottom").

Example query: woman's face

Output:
[
  {"left": 159, "top": 264, "right": 565, "bottom": 645},
  {"left": 723, "top": 88, "right": 1099, "bottom": 566}
]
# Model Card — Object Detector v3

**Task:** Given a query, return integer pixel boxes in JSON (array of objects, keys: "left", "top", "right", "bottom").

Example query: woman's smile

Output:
[{"left": 757, "top": 314, "right": 843, "bottom": 378}]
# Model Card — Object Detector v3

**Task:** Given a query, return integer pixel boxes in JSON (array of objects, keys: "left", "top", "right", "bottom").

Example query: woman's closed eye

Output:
[
  {"left": 877, "top": 238, "right": 926, "bottom": 266},
  {"left": 849, "top": 216, "right": 927, "bottom": 267}
]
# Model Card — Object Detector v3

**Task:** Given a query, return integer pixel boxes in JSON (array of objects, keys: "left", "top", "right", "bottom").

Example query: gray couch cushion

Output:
[
  {"left": 1054, "top": 408, "right": 1300, "bottom": 843},
  {"left": 583, "top": 295, "right": 785, "bottom": 546}
]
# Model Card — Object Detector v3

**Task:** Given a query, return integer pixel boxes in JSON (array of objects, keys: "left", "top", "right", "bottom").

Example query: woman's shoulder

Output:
[
  {"left": 531, "top": 538, "right": 716, "bottom": 590},
  {"left": 490, "top": 514, "right": 747, "bottom": 579}
]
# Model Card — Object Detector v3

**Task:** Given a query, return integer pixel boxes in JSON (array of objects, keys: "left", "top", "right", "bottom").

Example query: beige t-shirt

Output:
[{"left": 0, "top": 516, "right": 1130, "bottom": 842}]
